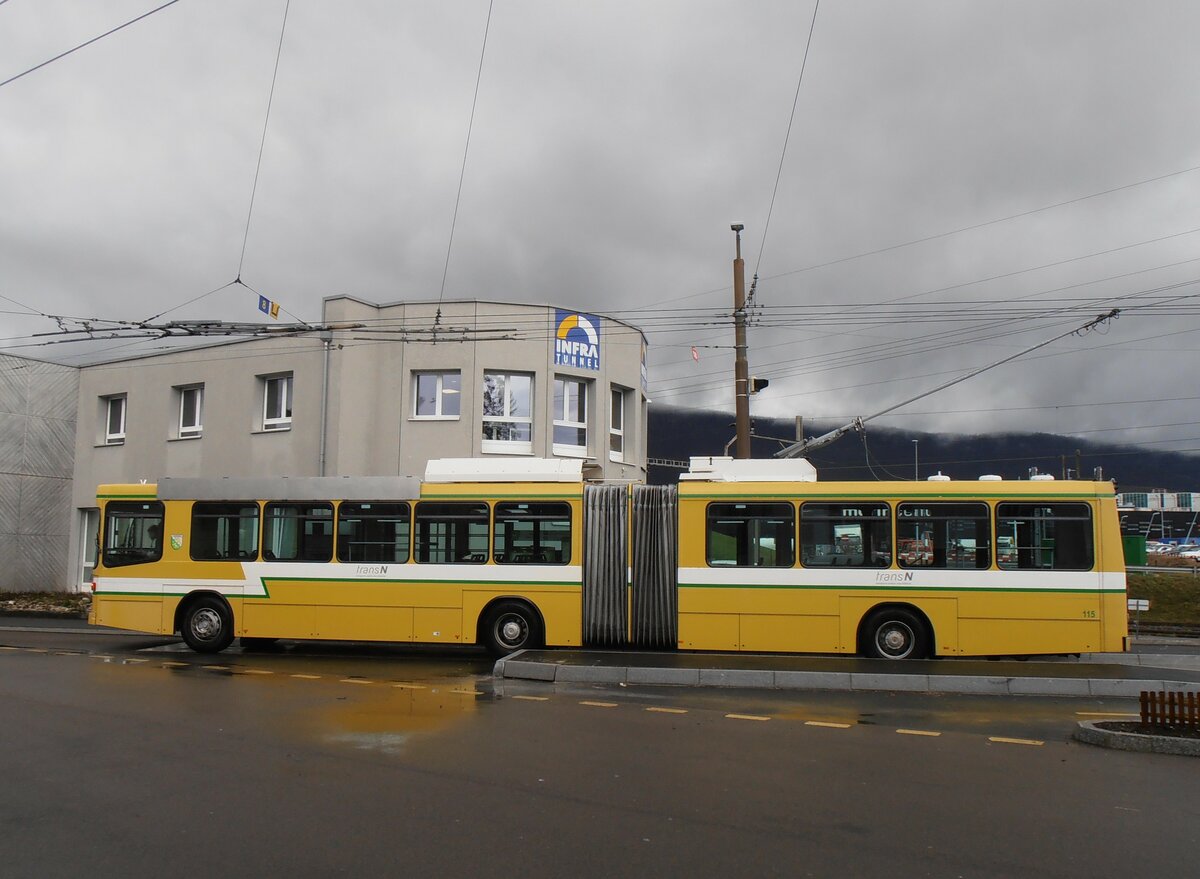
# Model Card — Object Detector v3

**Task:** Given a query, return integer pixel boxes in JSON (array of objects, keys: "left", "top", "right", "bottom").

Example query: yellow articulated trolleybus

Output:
[{"left": 90, "top": 456, "right": 1128, "bottom": 658}]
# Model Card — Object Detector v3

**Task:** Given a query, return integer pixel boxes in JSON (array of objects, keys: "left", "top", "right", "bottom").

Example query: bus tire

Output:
[
  {"left": 862, "top": 607, "right": 928, "bottom": 660},
  {"left": 180, "top": 595, "right": 235, "bottom": 653},
  {"left": 481, "top": 601, "right": 543, "bottom": 657}
]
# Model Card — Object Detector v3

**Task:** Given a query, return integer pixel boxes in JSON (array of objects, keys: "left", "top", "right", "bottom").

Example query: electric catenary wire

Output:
[
  {"left": 0, "top": 0, "right": 186, "bottom": 90},
  {"left": 236, "top": 0, "right": 291, "bottom": 284},
  {"left": 751, "top": 0, "right": 821, "bottom": 301},
  {"left": 437, "top": 0, "right": 495, "bottom": 307}
]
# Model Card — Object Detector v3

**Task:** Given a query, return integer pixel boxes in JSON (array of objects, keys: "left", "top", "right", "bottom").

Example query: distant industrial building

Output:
[
  {"left": 1117, "top": 491, "right": 1200, "bottom": 541},
  {"left": 1, "top": 297, "right": 649, "bottom": 593}
]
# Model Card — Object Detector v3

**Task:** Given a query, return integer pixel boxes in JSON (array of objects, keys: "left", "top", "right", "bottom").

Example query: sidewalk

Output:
[{"left": 494, "top": 648, "right": 1200, "bottom": 698}]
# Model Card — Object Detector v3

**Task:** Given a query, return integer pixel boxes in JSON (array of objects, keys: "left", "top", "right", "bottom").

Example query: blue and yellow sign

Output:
[{"left": 554, "top": 310, "right": 601, "bottom": 371}]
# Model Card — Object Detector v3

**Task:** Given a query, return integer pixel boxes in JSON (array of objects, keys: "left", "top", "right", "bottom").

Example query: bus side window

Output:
[
  {"left": 264, "top": 503, "right": 334, "bottom": 562},
  {"left": 799, "top": 503, "right": 891, "bottom": 568},
  {"left": 493, "top": 502, "right": 571, "bottom": 565},
  {"left": 896, "top": 502, "right": 990, "bottom": 569},
  {"left": 414, "top": 502, "right": 489, "bottom": 564},
  {"left": 995, "top": 503, "right": 1093, "bottom": 571},
  {"left": 191, "top": 502, "right": 260, "bottom": 561},
  {"left": 337, "top": 502, "right": 410, "bottom": 563},
  {"left": 705, "top": 502, "right": 795, "bottom": 568}
]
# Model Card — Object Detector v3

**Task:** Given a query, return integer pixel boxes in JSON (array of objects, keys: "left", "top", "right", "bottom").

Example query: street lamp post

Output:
[{"left": 913, "top": 439, "right": 919, "bottom": 481}]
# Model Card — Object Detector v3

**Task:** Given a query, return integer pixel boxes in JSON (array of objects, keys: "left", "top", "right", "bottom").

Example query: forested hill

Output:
[{"left": 646, "top": 406, "right": 1200, "bottom": 492}]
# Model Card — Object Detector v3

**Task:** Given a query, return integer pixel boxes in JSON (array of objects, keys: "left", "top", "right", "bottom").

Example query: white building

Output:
[{"left": 3, "top": 297, "right": 648, "bottom": 593}]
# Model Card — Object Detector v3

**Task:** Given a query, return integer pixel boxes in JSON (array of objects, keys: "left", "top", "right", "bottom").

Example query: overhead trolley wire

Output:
[
  {"left": 437, "top": 0, "right": 495, "bottom": 307},
  {"left": 0, "top": 0, "right": 186, "bottom": 91},
  {"left": 752, "top": 0, "right": 822, "bottom": 293}
]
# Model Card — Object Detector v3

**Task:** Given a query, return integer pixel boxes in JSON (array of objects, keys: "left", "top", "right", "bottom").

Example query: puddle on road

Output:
[
  {"left": 318, "top": 687, "right": 477, "bottom": 753},
  {"left": 312, "top": 680, "right": 482, "bottom": 756}
]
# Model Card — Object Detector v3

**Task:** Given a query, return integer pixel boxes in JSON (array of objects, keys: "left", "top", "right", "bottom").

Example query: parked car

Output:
[{"left": 1178, "top": 546, "right": 1200, "bottom": 561}]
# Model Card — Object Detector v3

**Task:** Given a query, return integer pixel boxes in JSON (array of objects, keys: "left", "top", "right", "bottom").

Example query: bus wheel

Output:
[
  {"left": 482, "top": 601, "right": 542, "bottom": 657},
  {"left": 180, "top": 596, "right": 235, "bottom": 653},
  {"left": 863, "top": 608, "right": 928, "bottom": 660}
]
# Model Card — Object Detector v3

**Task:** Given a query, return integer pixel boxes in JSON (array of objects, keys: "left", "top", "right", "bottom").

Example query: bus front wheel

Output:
[
  {"left": 862, "top": 608, "right": 928, "bottom": 660},
  {"left": 180, "top": 596, "right": 235, "bottom": 654},
  {"left": 481, "top": 601, "right": 542, "bottom": 657}
]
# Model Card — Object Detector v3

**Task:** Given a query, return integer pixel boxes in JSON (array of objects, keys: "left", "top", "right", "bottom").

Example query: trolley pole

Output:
[{"left": 732, "top": 224, "right": 751, "bottom": 459}]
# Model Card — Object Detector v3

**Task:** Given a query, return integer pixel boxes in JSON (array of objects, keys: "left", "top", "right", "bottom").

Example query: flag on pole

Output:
[{"left": 258, "top": 295, "right": 280, "bottom": 320}]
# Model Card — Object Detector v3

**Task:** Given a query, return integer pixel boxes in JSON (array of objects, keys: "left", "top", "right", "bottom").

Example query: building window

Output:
[
  {"left": 262, "top": 374, "right": 293, "bottom": 431},
  {"left": 552, "top": 377, "right": 588, "bottom": 457},
  {"left": 609, "top": 386, "right": 628, "bottom": 462},
  {"left": 103, "top": 395, "right": 126, "bottom": 445},
  {"left": 177, "top": 385, "right": 203, "bottom": 438},
  {"left": 413, "top": 370, "right": 461, "bottom": 418},
  {"left": 482, "top": 371, "right": 533, "bottom": 453}
]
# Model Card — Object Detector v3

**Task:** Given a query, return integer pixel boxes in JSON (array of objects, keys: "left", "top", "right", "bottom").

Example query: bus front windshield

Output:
[{"left": 102, "top": 501, "right": 165, "bottom": 567}]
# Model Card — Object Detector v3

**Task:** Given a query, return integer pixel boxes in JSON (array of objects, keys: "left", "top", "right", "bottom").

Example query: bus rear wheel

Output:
[
  {"left": 482, "top": 601, "right": 542, "bottom": 657},
  {"left": 180, "top": 596, "right": 235, "bottom": 654},
  {"left": 862, "top": 608, "right": 928, "bottom": 660}
]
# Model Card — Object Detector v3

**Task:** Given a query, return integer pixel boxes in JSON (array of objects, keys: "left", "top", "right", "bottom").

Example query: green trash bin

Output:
[{"left": 1121, "top": 534, "right": 1147, "bottom": 566}]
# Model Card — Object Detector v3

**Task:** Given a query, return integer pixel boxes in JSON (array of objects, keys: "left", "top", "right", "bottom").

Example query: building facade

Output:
[
  {"left": 59, "top": 297, "right": 648, "bottom": 592},
  {"left": 0, "top": 353, "right": 79, "bottom": 592}
]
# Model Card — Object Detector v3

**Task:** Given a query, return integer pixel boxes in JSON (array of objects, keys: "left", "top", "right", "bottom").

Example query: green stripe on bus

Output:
[
  {"left": 678, "top": 582, "right": 1120, "bottom": 593},
  {"left": 681, "top": 491, "right": 1106, "bottom": 501}
]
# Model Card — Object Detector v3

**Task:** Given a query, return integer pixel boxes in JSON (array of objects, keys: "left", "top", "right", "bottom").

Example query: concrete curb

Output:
[
  {"left": 494, "top": 657, "right": 1200, "bottom": 698},
  {"left": 0, "top": 610, "right": 87, "bottom": 620},
  {"left": 1073, "top": 720, "right": 1200, "bottom": 757}
]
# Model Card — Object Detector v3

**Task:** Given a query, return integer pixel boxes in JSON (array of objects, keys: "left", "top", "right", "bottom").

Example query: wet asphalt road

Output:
[{"left": 0, "top": 626, "right": 1196, "bottom": 878}]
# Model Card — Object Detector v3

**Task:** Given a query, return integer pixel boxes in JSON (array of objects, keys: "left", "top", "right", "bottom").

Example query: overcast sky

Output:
[{"left": 3, "top": 1, "right": 1199, "bottom": 456}]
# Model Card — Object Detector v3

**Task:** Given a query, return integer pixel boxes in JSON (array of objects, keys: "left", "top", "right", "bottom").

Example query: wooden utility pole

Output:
[{"left": 732, "top": 224, "right": 751, "bottom": 459}]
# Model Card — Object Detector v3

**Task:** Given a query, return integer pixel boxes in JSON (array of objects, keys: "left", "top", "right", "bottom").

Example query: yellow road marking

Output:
[
  {"left": 392, "top": 683, "right": 427, "bottom": 690},
  {"left": 1076, "top": 712, "right": 1139, "bottom": 718},
  {"left": 91, "top": 655, "right": 114, "bottom": 661},
  {"left": 646, "top": 706, "right": 687, "bottom": 714},
  {"left": 24, "top": 648, "right": 47, "bottom": 653},
  {"left": 989, "top": 736, "right": 1044, "bottom": 747},
  {"left": 0, "top": 646, "right": 19, "bottom": 651},
  {"left": 125, "top": 658, "right": 149, "bottom": 664},
  {"left": 726, "top": 713, "right": 771, "bottom": 722},
  {"left": 241, "top": 669, "right": 274, "bottom": 675},
  {"left": 203, "top": 665, "right": 229, "bottom": 671},
  {"left": 512, "top": 695, "right": 549, "bottom": 701},
  {"left": 449, "top": 688, "right": 482, "bottom": 695},
  {"left": 55, "top": 652, "right": 84, "bottom": 656},
  {"left": 291, "top": 674, "right": 321, "bottom": 680},
  {"left": 805, "top": 720, "right": 852, "bottom": 729},
  {"left": 897, "top": 728, "right": 941, "bottom": 737},
  {"left": 160, "top": 661, "right": 188, "bottom": 668},
  {"left": 580, "top": 700, "right": 618, "bottom": 708},
  {"left": 340, "top": 678, "right": 373, "bottom": 685}
]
